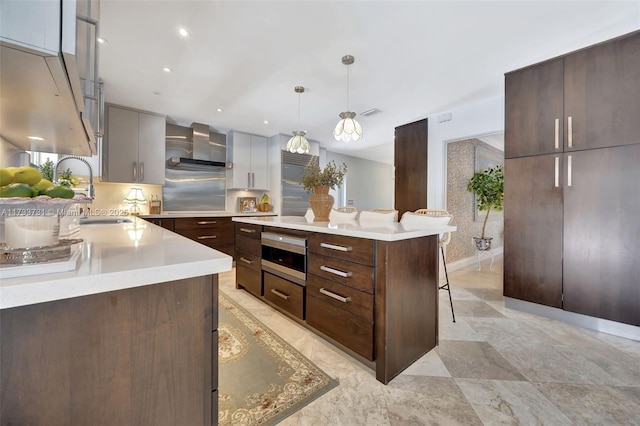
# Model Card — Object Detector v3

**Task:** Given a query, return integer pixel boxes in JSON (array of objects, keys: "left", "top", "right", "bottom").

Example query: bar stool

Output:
[{"left": 401, "top": 209, "right": 456, "bottom": 322}]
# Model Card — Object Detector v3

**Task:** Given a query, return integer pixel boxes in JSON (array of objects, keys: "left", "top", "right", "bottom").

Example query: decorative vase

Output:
[
  {"left": 309, "top": 185, "right": 334, "bottom": 222},
  {"left": 473, "top": 237, "right": 493, "bottom": 251}
]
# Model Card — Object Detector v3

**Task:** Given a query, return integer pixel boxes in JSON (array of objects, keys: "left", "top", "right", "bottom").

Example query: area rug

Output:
[{"left": 218, "top": 292, "right": 338, "bottom": 425}]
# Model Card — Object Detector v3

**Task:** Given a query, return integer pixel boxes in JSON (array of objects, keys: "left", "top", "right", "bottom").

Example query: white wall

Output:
[
  {"left": 327, "top": 151, "right": 394, "bottom": 211},
  {"left": 427, "top": 95, "right": 505, "bottom": 209}
]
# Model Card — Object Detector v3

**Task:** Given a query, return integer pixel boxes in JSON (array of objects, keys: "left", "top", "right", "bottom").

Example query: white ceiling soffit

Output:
[{"left": 99, "top": 1, "right": 640, "bottom": 165}]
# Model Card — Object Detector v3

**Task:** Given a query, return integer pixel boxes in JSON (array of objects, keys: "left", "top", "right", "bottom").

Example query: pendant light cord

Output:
[{"left": 346, "top": 64, "right": 350, "bottom": 111}]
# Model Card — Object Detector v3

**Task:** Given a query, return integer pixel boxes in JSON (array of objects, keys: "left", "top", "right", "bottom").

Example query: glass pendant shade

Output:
[
  {"left": 333, "top": 111, "right": 363, "bottom": 142},
  {"left": 287, "top": 86, "right": 310, "bottom": 154},
  {"left": 287, "top": 130, "right": 311, "bottom": 154},
  {"left": 334, "top": 55, "right": 363, "bottom": 142}
]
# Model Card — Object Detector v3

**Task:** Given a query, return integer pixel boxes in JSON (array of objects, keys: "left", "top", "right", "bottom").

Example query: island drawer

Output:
[
  {"left": 236, "top": 264, "right": 262, "bottom": 297},
  {"left": 306, "top": 293, "right": 374, "bottom": 361},
  {"left": 235, "top": 222, "right": 262, "bottom": 239},
  {"left": 235, "top": 250, "right": 261, "bottom": 273},
  {"left": 308, "top": 253, "right": 374, "bottom": 294},
  {"left": 264, "top": 273, "right": 305, "bottom": 320},
  {"left": 175, "top": 217, "right": 232, "bottom": 230},
  {"left": 308, "top": 233, "right": 374, "bottom": 266},
  {"left": 177, "top": 226, "right": 235, "bottom": 247},
  {"left": 235, "top": 234, "right": 261, "bottom": 258},
  {"left": 307, "top": 274, "right": 373, "bottom": 322}
]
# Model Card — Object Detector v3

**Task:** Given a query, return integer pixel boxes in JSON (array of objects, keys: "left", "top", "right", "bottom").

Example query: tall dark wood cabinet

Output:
[
  {"left": 503, "top": 155, "right": 563, "bottom": 308},
  {"left": 562, "top": 145, "right": 640, "bottom": 325},
  {"left": 505, "top": 58, "right": 564, "bottom": 159},
  {"left": 394, "top": 118, "right": 428, "bottom": 218},
  {"left": 504, "top": 29, "right": 640, "bottom": 327}
]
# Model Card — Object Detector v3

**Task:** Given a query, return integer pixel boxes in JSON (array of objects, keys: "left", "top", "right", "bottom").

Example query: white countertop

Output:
[
  {"left": 141, "top": 211, "right": 277, "bottom": 219},
  {"left": 0, "top": 217, "right": 232, "bottom": 309},
  {"left": 232, "top": 216, "right": 456, "bottom": 241}
]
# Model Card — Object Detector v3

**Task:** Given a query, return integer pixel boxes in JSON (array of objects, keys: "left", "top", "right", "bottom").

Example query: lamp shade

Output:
[
  {"left": 287, "top": 130, "right": 311, "bottom": 154},
  {"left": 123, "top": 187, "right": 147, "bottom": 204},
  {"left": 333, "top": 111, "right": 363, "bottom": 142}
]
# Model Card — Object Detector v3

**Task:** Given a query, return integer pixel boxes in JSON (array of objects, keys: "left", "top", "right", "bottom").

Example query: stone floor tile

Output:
[
  {"left": 456, "top": 378, "right": 573, "bottom": 425},
  {"left": 534, "top": 382, "right": 640, "bottom": 425},
  {"left": 436, "top": 340, "right": 525, "bottom": 381}
]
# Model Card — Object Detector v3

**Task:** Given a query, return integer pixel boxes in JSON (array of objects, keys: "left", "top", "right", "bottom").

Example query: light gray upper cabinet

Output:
[
  {"left": 227, "top": 131, "right": 268, "bottom": 190},
  {"left": 0, "top": 0, "right": 61, "bottom": 54},
  {"left": 0, "top": 0, "right": 102, "bottom": 156},
  {"left": 103, "top": 105, "right": 166, "bottom": 185}
]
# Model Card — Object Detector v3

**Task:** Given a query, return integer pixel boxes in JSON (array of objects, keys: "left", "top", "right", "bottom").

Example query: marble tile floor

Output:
[{"left": 219, "top": 256, "right": 640, "bottom": 425}]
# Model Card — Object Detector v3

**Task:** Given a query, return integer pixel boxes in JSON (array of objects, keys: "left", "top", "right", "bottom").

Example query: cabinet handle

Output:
[
  {"left": 320, "top": 242, "right": 352, "bottom": 252},
  {"left": 554, "top": 118, "right": 560, "bottom": 150},
  {"left": 247, "top": 172, "right": 251, "bottom": 188},
  {"left": 319, "top": 288, "right": 351, "bottom": 303},
  {"left": 320, "top": 265, "right": 352, "bottom": 278},
  {"left": 554, "top": 156, "right": 560, "bottom": 188},
  {"left": 271, "top": 288, "right": 290, "bottom": 300},
  {"left": 240, "top": 227, "right": 256, "bottom": 233},
  {"left": 197, "top": 235, "right": 217, "bottom": 240},
  {"left": 252, "top": 172, "right": 255, "bottom": 188},
  {"left": 198, "top": 220, "right": 217, "bottom": 225},
  {"left": 132, "top": 161, "right": 137, "bottom": 181},
  {"left": 239, "top": 257, "right": 253, "bottom": 265},
  {"left": 567, "top": 116, "right": 573, "bottom": 148},
  {"left": 567, "top": 155, "right": 572, "bottom": 187},
  {"left": 140, "top": 162, "right": 144, "bottom": 182}
]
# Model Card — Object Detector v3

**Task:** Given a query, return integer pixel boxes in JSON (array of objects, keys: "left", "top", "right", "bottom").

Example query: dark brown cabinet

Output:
[
  {"left": 562, "top": 145, "right": 640, "bottom": 326},
  {"left": 504, "top": 30, "right": 640, "bottom": 327},
  {"left": 564, "top": 32, "right": 640, "bottom": 152},
  {"left": 505, "top": 58, "right": 564, "bottom": 159},
  {"left": 175, "top": 217, "right": 234, "bottom": 256},
  {"left": 394, "top": 118, "right": 428, "bottom": 218},
  {"left": 306, "top": 233, "right": 375, "bottom": 360},
  {"left": 503, "top": 155, "right": 563, "bottom": 307},
  {"left": 234, "top": 222, "right": 262, "bottom": 297},
  {"left": 506, "top": 31, "right": 640, "bottom": 159},
  {"left": 0, "top": 276, "right": 217, "bottom": 425},
  {"left": 146, "top": 217, "right": 175, "bottom": 231}
]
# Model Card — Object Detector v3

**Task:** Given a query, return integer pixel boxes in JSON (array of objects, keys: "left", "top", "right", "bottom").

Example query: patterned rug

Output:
[{"left": 218, "top": 292, "right": 338, "bottom": 425}]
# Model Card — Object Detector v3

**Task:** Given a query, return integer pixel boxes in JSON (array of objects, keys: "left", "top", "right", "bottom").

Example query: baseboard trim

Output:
[
  {"left": 447, "top": 246, "right": 503, "bottom": 273},
  {"left": 505, "top": 297, "right": 640, "bottom": 342}
]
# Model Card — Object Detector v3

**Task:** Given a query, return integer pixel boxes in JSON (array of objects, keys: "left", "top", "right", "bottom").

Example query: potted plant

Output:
[
  {"left": 467, "top": 165, "right": 504, "bottom": 251},
  {"left": 300, "top": 160, "right": 347, "bottom": 222}
]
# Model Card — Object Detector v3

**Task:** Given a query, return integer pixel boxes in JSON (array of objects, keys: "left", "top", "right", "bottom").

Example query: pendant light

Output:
[
  {"left": 333, "top": 55, "right": 363, "bottom": 142},
  {"left": 286, "top": 86, "right": 311, "bottom": 154}
]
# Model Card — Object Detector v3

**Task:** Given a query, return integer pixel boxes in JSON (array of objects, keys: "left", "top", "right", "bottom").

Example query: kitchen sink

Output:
[{"left": 79, "top": 217, "right": 133, "bottom": 225}]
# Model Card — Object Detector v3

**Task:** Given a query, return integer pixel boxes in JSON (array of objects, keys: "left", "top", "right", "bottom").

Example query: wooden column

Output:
[{"left": 394, "top": 118, "right": 428, "bottom": 218}]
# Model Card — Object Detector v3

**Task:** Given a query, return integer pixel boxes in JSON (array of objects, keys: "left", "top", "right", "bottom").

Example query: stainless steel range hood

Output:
[{"left": 166, "top": 122, "right": 226, "bottom": 168}]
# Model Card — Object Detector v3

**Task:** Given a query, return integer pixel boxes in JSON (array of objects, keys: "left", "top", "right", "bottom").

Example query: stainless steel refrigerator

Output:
[{"left": 281, "top": 151, "right": 318, "bottom": 216}]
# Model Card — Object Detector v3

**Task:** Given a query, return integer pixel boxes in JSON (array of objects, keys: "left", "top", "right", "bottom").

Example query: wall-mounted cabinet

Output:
[
  {"left": 0, "top": 0, "right": 102, "bottom": 156},
  {"left": 505, "top": 31, "right": 640, "bottom": 159},
  {"left": 504, "top": 30, "right": 640, "bottom": 327},
  {"left": 227, "top": 131, "right": 268, "bottom": 190},
  {"left": 102, "top": 104, "right": 166, "bottom": 184}
]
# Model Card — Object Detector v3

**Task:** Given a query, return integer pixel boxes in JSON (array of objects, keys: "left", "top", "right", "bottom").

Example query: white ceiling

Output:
[{"left": 99, "top": 1, "right": 640, "bottom": 165}]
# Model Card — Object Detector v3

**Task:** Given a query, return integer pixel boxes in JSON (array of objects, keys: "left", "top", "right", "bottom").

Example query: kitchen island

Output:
[
  {"left": 0, "top": 217, "right": 232, "bottom": 425},
  {"left": 232, "top": 216, "right": 456, "bottom": 384}
]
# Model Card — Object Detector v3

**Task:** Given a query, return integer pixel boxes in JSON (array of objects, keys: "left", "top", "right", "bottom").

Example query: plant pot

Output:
[
  {"left": 473, "top": 237, "right": 493, "bottom": 251},
  {"left": 309, "top": 185, "right": 333, "bottom": 222}
]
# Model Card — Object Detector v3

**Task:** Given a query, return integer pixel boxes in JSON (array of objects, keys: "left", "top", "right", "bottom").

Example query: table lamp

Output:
[{"left": 123, "top": 187, "right": 147, "bottom": 215}]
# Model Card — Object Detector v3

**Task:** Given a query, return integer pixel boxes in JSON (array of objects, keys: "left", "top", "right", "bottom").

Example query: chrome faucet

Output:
[{"left": 54, "top": 156, "right": 95, "bottom": 199}]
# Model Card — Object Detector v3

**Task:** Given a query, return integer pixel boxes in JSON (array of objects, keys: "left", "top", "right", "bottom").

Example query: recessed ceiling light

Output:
[
  {"left": 163, "top": 67, "right": 172, "bottom": 73},
  {"left": 263, "top": 120, "right": 269, "bottom": 125},
  {"left": 28, "top": 135, "right": 45, "bottom": 141},
  {"left": 217, "top": 108, "right": 223, "bottom": 112},
  {"left": 178, "top": 28, "right": 189, "bottom": 37},
  {"left": 97, "top": 37, "right": 108, "bottom": 44}
]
